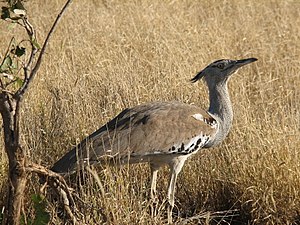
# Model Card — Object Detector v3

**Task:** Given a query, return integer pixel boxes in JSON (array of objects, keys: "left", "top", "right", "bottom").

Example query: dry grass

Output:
[{"left": 0, "top": 0, "right": 300, "bottom": 224}]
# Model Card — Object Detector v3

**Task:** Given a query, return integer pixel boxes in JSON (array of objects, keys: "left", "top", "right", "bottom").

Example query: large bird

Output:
[{"left": 51, "top": 57, "right": 257, "bottom": 223}]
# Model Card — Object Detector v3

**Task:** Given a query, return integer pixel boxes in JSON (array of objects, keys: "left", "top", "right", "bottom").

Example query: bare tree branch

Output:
[{"left": 26, "top": 163, "right": 81, "bottom": 224}]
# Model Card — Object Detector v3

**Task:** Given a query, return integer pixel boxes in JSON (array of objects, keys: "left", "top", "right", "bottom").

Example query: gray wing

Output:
[{"left": 51, "top": 101, "right": 218, "bottom": 173}]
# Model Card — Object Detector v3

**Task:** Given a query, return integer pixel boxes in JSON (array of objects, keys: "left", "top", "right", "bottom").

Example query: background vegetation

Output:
[{"left": 0, "top": 0, "right": 299, "bottom": 224}]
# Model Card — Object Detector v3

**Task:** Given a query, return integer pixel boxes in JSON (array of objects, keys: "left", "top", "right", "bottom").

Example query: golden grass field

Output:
[{"left": 0, "top": 0, "right": 300, "bottom": 224}]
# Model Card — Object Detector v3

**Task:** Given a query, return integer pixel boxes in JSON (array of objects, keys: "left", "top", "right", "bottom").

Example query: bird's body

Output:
[
  {"left": 52, "top": 101, "right": 217, "bottom": 173},
  {"left": 51, "top": 57, "right": 257, "bottom": 223}
]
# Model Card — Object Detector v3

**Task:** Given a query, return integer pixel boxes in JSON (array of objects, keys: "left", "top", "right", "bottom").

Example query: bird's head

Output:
[{"left": 191, "top": 58, "right": 257, "bottom": 86}]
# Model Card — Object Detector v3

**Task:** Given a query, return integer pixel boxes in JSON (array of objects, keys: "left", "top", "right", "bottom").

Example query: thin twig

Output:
[
  {"left": 15, "top": 0, "right": 73, "bottom": 99},
  {"left": 22, "top": 18, "right": 38, "bottom": 83}
]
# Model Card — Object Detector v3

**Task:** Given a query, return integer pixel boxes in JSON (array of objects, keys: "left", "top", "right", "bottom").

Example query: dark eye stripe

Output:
[{"left": 213, "top": 59, "right": 225, "bottom": 64}]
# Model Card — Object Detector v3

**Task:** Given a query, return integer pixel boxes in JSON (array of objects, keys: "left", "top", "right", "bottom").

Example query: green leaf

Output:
[
  {"left": 31, "top": 194, "right": 42, "bottom": 205},
  {"left": 20, "top": 215, "right": 26, "bottom": 225},
  {"left": 15, "top": 77, "right": 24, "bottom": 88},
  {"left": 1, "top": 7, "right": 10, "bottom": 20},
  {"left": 0, "top": 56, "right": 13, "bottom": 72},
  {"left": 32, "top": 211, "right": 50, "bottom": 225},
  {"left": 15, "top": 46, "right": 26, "bottom": 57},
  {"left": 31, "top": 38, "right": 41, "bottom": 50},
  {"left": 31, "top": 194, "right": 50, "bottom": 225}
]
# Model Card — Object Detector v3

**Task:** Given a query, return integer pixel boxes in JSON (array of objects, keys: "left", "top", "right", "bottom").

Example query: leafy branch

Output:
[{"left": 0, "top": 0, "right": 80, "bottom": 224}]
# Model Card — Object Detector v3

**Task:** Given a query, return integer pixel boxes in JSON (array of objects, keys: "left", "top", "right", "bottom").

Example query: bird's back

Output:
[{"left": 51, "top": 101, "right": 218, "bottom": 173}]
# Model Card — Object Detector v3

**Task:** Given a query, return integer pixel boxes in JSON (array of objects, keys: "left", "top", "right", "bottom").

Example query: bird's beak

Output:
[
  {"left": 235, "top": 58, "right": 258, "bottom": 68},
  {"left": 228, "top": 57, "right": 257, "bottom": 75}
]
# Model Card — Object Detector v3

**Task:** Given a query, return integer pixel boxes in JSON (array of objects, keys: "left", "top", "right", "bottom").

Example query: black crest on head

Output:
[{"left": 190, "top": 71, "right": 204, "bottom": 83}]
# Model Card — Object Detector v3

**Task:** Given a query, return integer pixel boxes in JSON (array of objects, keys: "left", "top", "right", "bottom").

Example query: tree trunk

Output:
[
  {"left": 6, "top": 156, "right": 27, "bottom": 225},
  {"left": 0, "top": 93, "right": 27, "bottom": 225}
]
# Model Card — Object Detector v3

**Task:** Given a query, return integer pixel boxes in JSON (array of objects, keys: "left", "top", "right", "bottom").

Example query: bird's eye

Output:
[{"left": 217, "top": 63, "right": 225, "bottom": 69}]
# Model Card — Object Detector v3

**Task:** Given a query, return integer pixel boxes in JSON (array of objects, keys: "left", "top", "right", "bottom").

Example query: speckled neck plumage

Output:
[{"left": 206, "top": 81, "right": 233, "bottom": 147}]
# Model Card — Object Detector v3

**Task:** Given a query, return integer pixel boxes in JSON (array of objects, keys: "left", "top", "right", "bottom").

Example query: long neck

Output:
[{"left": 207, "top": 82, "right": 233, "bottom": 146}]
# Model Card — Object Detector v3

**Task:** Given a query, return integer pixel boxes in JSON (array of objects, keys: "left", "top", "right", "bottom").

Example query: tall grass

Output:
[{"left": 0, "top": 0, "right": 299, "bottom": 224}]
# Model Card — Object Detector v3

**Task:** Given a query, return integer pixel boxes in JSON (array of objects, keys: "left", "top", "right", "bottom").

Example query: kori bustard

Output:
[{"left": 51, "top": 57, "right": 257, "bottom": 223}]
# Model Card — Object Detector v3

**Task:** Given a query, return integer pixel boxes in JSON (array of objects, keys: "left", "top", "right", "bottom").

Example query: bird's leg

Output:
[
  {"left": 167, "top": 157, "right": 186, "bottom": 224},
  {"left": 150, "top": 167, "right": 159, "bottom": 201},
  {"left": 150, "top": 163, "right": 160, "bottom": 218}
]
